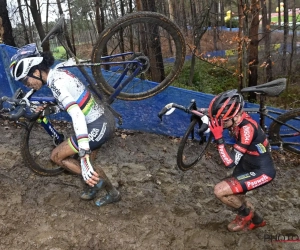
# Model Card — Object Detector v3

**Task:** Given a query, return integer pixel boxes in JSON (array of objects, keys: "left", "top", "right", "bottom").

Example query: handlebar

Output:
[
  {"left": 0, "top": 89, "right": 41, "bottom": 121},
  {"left": 0, "top": 96, "right": 26, "bottom": 121},
  {"left": 158, "top": 99, "right": 210, "bottom": 134},
  {"left": 158, "top": 103, "right": 188, "bottom": 119},
  {"left": 158, "top": 99, "right": 208, "bottom": 120}
]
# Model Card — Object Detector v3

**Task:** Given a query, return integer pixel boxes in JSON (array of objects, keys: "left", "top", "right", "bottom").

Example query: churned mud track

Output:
[{"left": 0, "top": 122, "right": 299, "bottom": 250}]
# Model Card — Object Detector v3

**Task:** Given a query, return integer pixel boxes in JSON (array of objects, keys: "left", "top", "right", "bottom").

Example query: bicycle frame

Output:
[
  {"left": 159, "top": 99, "right": 300, "bottom": 150},
  {"left": 244, "top": 107, "right": 300, "bottom": 133},
  {"left": 0, "top": 88, "right": 64, "bottom": 147},
  {"left": 24, "top": 95, "right": 66, "bottom": 145},
  {"left": 46, "top": 19, "right": 148, "bottom": 125},
  {"left": 36, "top": 116, "right": 65, "bottom": 145},
  {"left": 59, "top": 51, "right": 146, "bottom": 104}
]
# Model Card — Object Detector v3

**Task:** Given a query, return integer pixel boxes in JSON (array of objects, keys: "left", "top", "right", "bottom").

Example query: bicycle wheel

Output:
[
  {"left": 91, "top": 11, "right": 186, "bottom": 101},
  {"left": 177, "top": 117, "right": 212, "bottom": 171},
  {"left": 20, "top": 119, "right": 74, "bottom": 176},
  {"left": 269, "top": 108, "right": 300, "bottom": 155}
]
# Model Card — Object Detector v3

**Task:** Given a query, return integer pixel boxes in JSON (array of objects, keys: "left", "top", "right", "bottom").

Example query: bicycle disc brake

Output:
[{"left": 129, "top": 53, "right": 150, "bottom": 74}]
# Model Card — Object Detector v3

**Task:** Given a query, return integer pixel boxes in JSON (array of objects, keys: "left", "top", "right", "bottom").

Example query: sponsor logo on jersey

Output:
[
  {"left": 218, "top": 144, "right": 232, "bottom": 166},
  {"left": 242, "top": 125, "right": 252, "bottom": 144},
  {"left": 88, "top": 123, "right": 107, "bottom": 142},
  {"left": 245, "top": 174, "right": 271, "bottom": 190},
  {"left": 236, "top": 173, "right": 251, "bottom": 180},
  {"left": 95, "top": 122, "right": 107, "bottom": 142},
  {"left": 234, "top": 150, "right": 243, "bottom": 165},
  {"left": 51, "top": 84, "right": 61, "bottom": 97},
  {"left": 255, "top": 143, "right": 267, "bottom": 153},
  {"left": 88, "top": 128, "right": 100, "bottom": 142},
  {"left": 250, "top": 172, "right": 256, "bottom": 176}
]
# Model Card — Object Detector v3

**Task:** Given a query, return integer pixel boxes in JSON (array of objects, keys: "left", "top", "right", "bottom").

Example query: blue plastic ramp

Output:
[{"left": 0, "top": 44, "right": 293, "bottom": 145}]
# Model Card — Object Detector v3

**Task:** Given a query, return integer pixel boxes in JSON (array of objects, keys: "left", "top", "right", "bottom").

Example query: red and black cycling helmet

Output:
[{"left": 208, "top": 89, "right": 244, "bottom": 121}]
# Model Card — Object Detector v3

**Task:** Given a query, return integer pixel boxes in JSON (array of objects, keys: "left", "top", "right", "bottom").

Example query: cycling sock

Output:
[
  {"left": 237, "top": 204, "right": 250, "bottom": 216},
  {"left": 252, "top": 212, "right": 263, "bottom": 224}
]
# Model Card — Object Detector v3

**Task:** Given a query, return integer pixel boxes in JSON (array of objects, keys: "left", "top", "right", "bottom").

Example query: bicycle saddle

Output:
[
  {"left": 41, "top": 15, "right": 65, "bottom": 46},
  {"left": 241, "top": 78, "right": 286, "bottom": 97}
]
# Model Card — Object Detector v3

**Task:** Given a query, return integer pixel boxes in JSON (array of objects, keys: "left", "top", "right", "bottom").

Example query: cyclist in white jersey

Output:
[{"left": 9, "top": 43, "right": 120, "bottom": 207}]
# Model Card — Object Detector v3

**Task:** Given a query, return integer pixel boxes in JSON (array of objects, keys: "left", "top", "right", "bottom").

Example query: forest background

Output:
[{"left": 0, "top": 0, "right": 300, "bottom": 109}]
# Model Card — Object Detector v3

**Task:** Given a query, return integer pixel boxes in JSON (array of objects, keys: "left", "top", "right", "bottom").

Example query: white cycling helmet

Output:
[{"left": 10, "top": 43, "right": 43, "bottom": 81}]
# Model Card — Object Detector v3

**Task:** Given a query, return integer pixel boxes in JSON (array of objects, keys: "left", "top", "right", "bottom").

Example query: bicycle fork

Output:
[{"left": 37, "top": 117, "right": 65, "bottom": 146}]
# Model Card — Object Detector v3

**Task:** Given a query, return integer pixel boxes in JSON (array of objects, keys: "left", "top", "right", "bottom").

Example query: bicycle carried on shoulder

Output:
[
  {"left": 158, "top": 78, "right": 300, "bottom": 171},
  {"left": 0, "top": 11, "right": 186, "bottom": 176},
  {"left": 43, "top": 12, "right": 186, "bottom": 104}
]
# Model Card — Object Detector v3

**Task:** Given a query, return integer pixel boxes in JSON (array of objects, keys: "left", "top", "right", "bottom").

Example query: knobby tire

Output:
[
  {"left": 21, "top": 119, "right": 69, "bottom": 176},
  {"left": 269, "top": 108, "right": 300, "bottom": 155},
  {"left": 91, "top": 11, "right": 186, "bottom": 101},
  {"left": 177, "top": 117, "right": 212, "bottom": 171}
]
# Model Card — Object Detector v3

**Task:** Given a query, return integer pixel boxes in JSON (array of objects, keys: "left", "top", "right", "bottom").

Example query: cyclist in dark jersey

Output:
[
  {"left": 9, "top": 43, "right": 120, "bottom": 207},
  {"left": 208, "top": 89, "right": 276, "bottom": 232}
]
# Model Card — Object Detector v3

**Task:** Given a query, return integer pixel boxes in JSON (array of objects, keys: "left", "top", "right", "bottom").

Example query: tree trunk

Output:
[
  {"left": 188, "top": 1, "right": 210, "bottom": 87},
  {"left": 136, "top": 0, "right": 142, "bottom": 11},
  {"left": 277, "top": 0, "right": 281, "bottom": 25},
  {"left": 95, "top": 0, "right": 101, "bottom": 34},
  {"left": 237, "top": 0, "right": 245, "bottom": 91},
  {"left": 55, "top": 0, "right": 75, "bottom": 55},
  {"left": 129, "top": 0, "right": 133, "bottom": 13},
  {"left": 45, "top": 0, "right": 49, "bottom": 33},
  {"left": 261, "top": 0, "right": 272, "bottom": 82},
  {"left": 111, "top": 0, "right": 118, "bottom": 19},
  {"left": 212, "top": 1, "right": 218, "bottom": 51},
  {"left": 141, "top": 0, "right": 156, "bottom": 11},
  {"left": 17, "top": 0, "right": 30, "bottom": 44},
  {"left": 248, "top": 0, "right": 260, "bottom": 101},
  {"left": 266, "top": 0, "right": 273, "bottom": 81},
  {"left": 0, "top": 0, "right": 16, "bottom": 46},
  {"left": 120, "top": 0, "right": 125, "bottom": 17},
  {"left": 25, "top": 0, "right": 34, "bottom": 42},
  {"left": 67, "top": 0, "right": 76, "bottom": 55},
  {"left": 282, "top": 0, "right": 288, "bottom": 74},
  {"left": 188, "top": 0, "right": 196, "bottom": 86},
  {"left": 287, "top": 0, "right": 297, "bottom": 102},
  {"left": 168, "top": 0, "right": 174, "bottom": 21},
  {"left": 220, "top": 0, "right": 225, "bottom": 27},
  {"left": 140, "top": 0, "right": 165, "bottom": 82},
  {"left": 29, "top": 0, "right": 49, "bottom": 51},
  {"left": 181, "top": 0, "right": 188, "bottom": 35}
]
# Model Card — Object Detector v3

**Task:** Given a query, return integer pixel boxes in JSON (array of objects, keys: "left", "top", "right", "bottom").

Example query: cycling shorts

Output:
[
  {"left": 225, "top": 156, "right": 276, "bottom": 194},
  {"left": 68, "top": 112, "right": 115, "bottom": 152}
]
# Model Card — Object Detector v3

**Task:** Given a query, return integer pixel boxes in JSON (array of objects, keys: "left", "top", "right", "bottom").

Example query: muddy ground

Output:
[{"left": 0, "top": 121, "right": 299, "bottom": 250}]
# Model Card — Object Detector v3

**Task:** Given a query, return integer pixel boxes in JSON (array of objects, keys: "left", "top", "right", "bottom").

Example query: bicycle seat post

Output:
[{"left": 259, "top": 94, "right": 267, "bottom": 131}]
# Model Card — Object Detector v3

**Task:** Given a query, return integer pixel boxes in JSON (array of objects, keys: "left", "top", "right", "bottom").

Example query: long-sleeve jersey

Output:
[
  {"left": 217, "top": 112, "right": 271, "bottom": 170},
  {"left": 47, "top": 68, "right": 104, "bottom": 150}
]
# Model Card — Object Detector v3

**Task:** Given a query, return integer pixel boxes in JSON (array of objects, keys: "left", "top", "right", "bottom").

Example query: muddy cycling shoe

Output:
[
  {"left": 95, "top": 191, "right": 121, "bottom": 207},
  {"left": 80, "top": 179, "right": 106, "bottom": 200},
  {"left": 228, "top": 210, "right": 254, "bottom": 232},
  {"left": 246, "top": 220, "right": 266, "bottom": 231}
]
